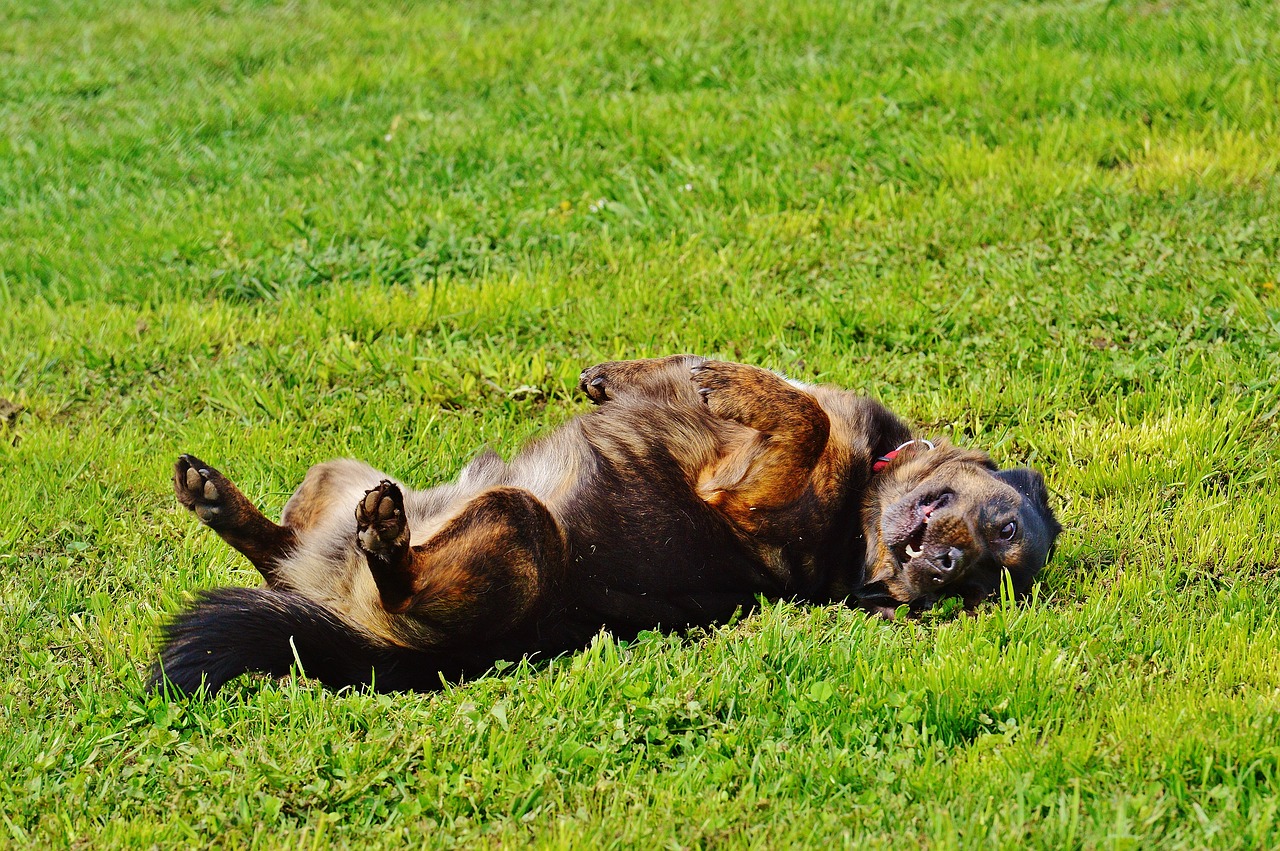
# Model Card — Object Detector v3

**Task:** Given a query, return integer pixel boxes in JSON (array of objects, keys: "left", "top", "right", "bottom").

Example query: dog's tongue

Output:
[{"left": 920, "top": 492, "right": 953, "bottom": 521}]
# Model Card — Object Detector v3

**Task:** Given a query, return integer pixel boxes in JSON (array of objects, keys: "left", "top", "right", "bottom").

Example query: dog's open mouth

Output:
[{"left": 891, "top": 491, "right": 953, "bottom": 564}]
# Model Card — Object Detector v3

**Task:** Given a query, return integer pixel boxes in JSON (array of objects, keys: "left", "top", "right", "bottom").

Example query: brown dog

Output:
[{"left": 154, "top": 356, "right": 1060, "bottom": 694}]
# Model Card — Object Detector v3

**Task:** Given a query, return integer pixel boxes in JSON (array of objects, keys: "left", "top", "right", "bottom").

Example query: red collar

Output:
[{"left": 872, "top": 439, "right": 935, "bottom": 473}]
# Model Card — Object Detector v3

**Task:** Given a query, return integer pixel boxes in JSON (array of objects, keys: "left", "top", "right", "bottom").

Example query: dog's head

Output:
[{"left": 858, "top": 441, "right": 1061, "bottom": 613}]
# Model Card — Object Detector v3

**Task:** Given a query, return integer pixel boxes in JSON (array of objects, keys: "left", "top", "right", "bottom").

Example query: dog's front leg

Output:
[
  {"left": 690, "top": 361, "right": 830, "bottom": 532},
  {"left": 577, "top": 355, "right": 705, "bottom": 405}
]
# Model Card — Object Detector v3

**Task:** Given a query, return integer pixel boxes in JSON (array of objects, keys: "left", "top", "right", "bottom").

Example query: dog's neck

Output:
[{"left": 872, "top": 438, "right": 935, "bottom": 473}]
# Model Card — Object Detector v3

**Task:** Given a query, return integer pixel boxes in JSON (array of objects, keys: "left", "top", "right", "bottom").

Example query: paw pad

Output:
[
  {"left": 174, "top": 454, "right": 224, "bottom": 523},
  {"left": 356, "top": 480, "right": 408, "bottom": 556}
]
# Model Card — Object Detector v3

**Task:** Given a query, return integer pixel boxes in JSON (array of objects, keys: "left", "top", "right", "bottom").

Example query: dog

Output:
[{"left": 153, "top": 356, "right": 1061, "bottom": 695}]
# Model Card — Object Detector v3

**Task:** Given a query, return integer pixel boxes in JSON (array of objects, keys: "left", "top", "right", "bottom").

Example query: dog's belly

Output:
[{"left": 554, "top": 475, "right": 781, "bottom": 634}]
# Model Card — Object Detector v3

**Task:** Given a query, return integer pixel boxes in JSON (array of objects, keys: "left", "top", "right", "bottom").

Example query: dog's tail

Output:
[{"left": 150, "top": 587, "right": 447, "bottom": 696}]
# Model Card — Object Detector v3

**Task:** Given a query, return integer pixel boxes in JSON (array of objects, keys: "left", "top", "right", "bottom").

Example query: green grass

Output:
[{"left": 3, "top": 0, "right": 1280, "bottom": 846}]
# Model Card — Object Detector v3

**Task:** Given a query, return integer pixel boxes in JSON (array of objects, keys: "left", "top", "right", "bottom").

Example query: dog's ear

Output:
[
  {"left": 852, "top": 580, "right": 905, "bottom": 618},
  {"left": 994, "top": 467, "right": 1062, "bottom": 539}
]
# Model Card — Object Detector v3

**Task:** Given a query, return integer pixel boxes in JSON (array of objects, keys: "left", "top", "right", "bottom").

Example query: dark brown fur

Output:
[{"left": 154, "top": 356, "right": 1060, "bottom": 695}]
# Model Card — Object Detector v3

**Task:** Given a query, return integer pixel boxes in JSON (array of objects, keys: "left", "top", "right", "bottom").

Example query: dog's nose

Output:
[{"left": 934, "top": 546, "right": 964, "bottom": 577}]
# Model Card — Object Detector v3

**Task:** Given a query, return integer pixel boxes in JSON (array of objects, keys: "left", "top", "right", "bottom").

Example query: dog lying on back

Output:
[{"left": 154, "top": 356, "right": 1061, "bottom": 695}]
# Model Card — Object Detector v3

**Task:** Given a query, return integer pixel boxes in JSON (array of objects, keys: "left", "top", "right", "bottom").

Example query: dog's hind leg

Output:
[
  {"left": 356, "top": 482, "right": 566, "bottom": 639},
  {"left": 174, "top": 455, "right": 296, "bottom": 584}
]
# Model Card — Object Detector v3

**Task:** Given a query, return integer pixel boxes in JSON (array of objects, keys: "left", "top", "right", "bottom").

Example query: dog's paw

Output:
[
  {"left": 691, "top": 361, "right": 816, "bottom": 437},
  {"left": 174, "top": 455, "right": 229, "bottom": 526},
  {"left": 356, "top": 480, "right": 410, "bottom": 557},
  {"left": 577, "top": 364, "right": 612, "bottom": 404},
  {"left": 689, "top": 360, "right": 760, "bottom": 422}
]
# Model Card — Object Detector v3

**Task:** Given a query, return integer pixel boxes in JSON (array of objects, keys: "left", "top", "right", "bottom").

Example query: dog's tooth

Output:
[{"left": 905, "top": 544, "right": 923, "bottom": 559}]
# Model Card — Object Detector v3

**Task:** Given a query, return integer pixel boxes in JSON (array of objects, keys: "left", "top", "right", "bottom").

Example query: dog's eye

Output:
[{"left": 998, "top": 521, "right": 1017, "bottom": 541}]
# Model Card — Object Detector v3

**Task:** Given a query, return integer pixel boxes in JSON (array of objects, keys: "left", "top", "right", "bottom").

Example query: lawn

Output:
[{"left": 3, "top": 0, "right": 1280, "bottom": 846}]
